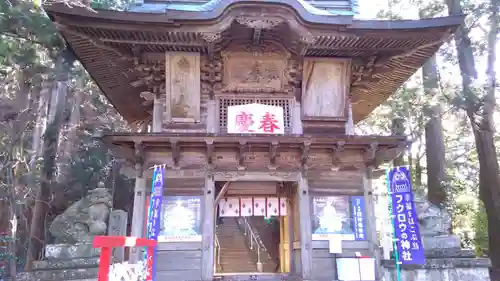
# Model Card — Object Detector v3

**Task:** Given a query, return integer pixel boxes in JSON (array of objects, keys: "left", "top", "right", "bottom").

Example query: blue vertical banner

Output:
[
  {"left": 351, "top": 196, "right": 366, "bottom": 240},
  {"left": 388, "top": 167, "right": 425, "bottom": 265},
  {"left": 146, "top": 165, "right": 165, "bottom": 281}
]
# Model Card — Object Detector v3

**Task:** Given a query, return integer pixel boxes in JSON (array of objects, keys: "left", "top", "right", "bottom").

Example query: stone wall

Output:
[{"left": 382, "top": 249, "right": 491, "bottom": 281}]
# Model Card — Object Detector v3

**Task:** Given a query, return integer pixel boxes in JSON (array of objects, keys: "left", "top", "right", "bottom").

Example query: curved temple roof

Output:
[
  {"left": 127, "top": 0, "right": 359, "bottom": 16},
  {"left": 44, "top": 0, "right": 463, "bottom": 124}
]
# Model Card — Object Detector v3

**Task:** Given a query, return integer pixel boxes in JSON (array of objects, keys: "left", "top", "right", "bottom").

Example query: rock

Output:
[
  {"left": 413, "top": 195, "right": 452, "bottom": 237},
  {"left": 49, "top": 187, "right": 112, "bottom": 244}
]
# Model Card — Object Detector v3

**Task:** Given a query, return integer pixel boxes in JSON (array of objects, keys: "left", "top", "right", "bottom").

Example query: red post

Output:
[
  {"left": 145, "top": 246, "right": 155, "bottom": 281},
  {"left": 98, "top": 247, "right": 112, "bottom": 281},
  {"left": 93, "top": 236, "right": 157, "bottom": 281}
]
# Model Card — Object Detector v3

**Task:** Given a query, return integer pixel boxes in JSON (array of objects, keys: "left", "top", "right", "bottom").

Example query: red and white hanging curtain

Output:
[{"left": 218, "top": 197, "right": 287, "bottom": 217}]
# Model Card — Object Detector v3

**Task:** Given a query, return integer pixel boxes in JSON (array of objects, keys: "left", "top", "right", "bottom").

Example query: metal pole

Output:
[{"left": 387, "top": 169, "right": 402, "bottom": 281}]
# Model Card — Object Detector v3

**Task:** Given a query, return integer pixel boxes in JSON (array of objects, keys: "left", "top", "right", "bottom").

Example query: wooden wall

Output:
[
  {"left": 157, "top": 48, "right": 352, "bottom": 134},
  {"left": 160, "top": 52, "right": 209, "bottom": 133},
  {"left": 155, "top": 242, "right": 203, "bottom": 281},
  {"left": 290, "top": 172, "right": 370, "bottom": 280},
  {"left": 145, "top": 177, "right": 204, "bottom": 280}
]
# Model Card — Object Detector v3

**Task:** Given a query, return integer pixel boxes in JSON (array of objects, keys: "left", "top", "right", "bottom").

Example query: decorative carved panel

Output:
[
  {"left": 164, "top": 52, "right": 201, "bottom": 123},
  {"left": 220, "top": 43, "right": 294, "bottom": 94},
  {"left": 302, "top": 58, "right": 351, "bottom": 118}
]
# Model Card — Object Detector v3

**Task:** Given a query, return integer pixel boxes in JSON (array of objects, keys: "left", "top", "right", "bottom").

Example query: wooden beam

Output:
[
  {"left": 237, "top": 140, "right": 247, "bottom": 170},
  {"left": 214, "top": 181, "right": 231, "bottom": 206},
  {"left": 300, "top": 141, "right": 311, "bottom": 170},
  {"left": 213, "top": 171, "right": 300, "bottom": 182},
  {"left": 100, "top": 37, "right": 205, "bottom": 47},
  {"left": 171, "top": 141, "right": 180, "bottom": 169},
  {"left": 269, "top": 141, "right": 279, "bottom": 170}
]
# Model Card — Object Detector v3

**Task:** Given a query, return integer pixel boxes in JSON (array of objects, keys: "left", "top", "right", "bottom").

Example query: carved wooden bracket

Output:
[
  {"left": 201, "top": 55, "right": 223, "bottom": 99},
  {"left": 268, "top": 141, "right": 279, "bottom": 170},
  {"left": 139, "top": 91, "right": 155, "bottom": 107},
  {"left": 134, "top": 142, "right": 144, "bottom": 177},
  {"left": 237, "top": 140, "right": 247, "bottom": 170},
  {"left": 235, "top": 16, "right": 284, "bottom": 29},
  {"left": 201, "top": 33, "right": 222, "bottom": 59},
  {"left": 134, "top": 142, "right": 144, "bottom": 164},
  {"left": 206, "top": 139, "right": 214, "bottom": 168},
  {"left": 331, "top": 141, "right": 346, "bottom": 167},
  {"left": 298, "top": 34, "right": 318, "bottom": 56},
  {"left": 363, "top": 142, "right": 379, "bottom": 166},
  {"left": 301, "top": 141, "right": 311, "bottom": 170},
  {"left": 171, "top": 141, "right": 181, "bottom": 169},
  {"left": 253, "top": 28, "right": 262, "bottom": 45}
]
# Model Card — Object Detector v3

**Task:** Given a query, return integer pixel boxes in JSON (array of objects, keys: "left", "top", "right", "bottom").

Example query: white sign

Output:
[
  {"left": 329, "top": 237, "right": 342, "bottom": 254},
  {"left": 337, "top": 258, "right": 375, "bottom": 281},
  {"left": 227, "top": 103, "right": 285, "bottom": 134}
]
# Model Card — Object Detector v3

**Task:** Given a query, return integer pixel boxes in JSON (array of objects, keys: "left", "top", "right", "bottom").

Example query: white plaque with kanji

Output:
[{"left": 227, "top": 103, "right": 285, "bottom": 134}]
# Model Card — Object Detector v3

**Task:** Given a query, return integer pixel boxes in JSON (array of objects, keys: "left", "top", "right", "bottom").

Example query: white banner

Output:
[
  {"left": 227, "top": 103, "right": 285, "bottom": 134},
  {"left": 218, "top": 197, "right": 287, "bottom": 217}
]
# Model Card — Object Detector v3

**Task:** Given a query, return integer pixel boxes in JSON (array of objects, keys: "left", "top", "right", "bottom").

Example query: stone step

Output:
[
  {"left": 17, "top": 267, "right": 99, "bottom": 281},
  {"left": 214, "top": 274, "right": 293, "bottom": 281},
  {"left": 32, "top": 257, "right": 100, "bottom": 270},
  {"left": 425, "top": 248, "right": 476, "bottom": 258}
]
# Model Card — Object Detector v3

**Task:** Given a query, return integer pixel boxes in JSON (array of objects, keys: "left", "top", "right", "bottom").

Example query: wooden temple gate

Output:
[
  {"left": 43, "top": 0, "right": 462, "bottom": 280},
  {"left": 101, "top": 134, "right": 406, "bottom": 280}
]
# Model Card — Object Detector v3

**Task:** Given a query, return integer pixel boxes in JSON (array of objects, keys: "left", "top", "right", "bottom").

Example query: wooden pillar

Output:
[
  {"left": 292, "top": 101, "right": 303, "bottom": 134},
  {"left": 279, "top": 216, "right": 285, "bottom": 272},
  {"left": 362, "top": 166, "right": 381, "bottom": 279},
  {"left": 206, "top": 100, "right": 218, "bottom": 133},
  {"left": 129, "top": 163, "right": 147, "bottom": 263},
  {"left": 201, "top": 174, "right": 215, "bottom": 280},
  {"left": 346, "top": 100, "right": 354, "bottom": 135},
  {"left": 298, "top": 174, "right": 312, "bottom": 279},
  {"left": 286, "top": 198, "right": 295, "bottom": 273},
  {"left": 152, "top": 92, "right": 163, "bottom": 132}
]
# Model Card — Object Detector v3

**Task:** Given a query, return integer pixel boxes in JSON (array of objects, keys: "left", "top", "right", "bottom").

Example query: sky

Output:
[{"left": 358, "top": 0, "right": 500, "bottom": 78}]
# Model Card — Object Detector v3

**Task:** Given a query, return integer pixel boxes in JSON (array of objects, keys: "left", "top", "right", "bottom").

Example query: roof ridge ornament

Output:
[{"left": 235, "top": 16, "right": 284, "bottom": 30}]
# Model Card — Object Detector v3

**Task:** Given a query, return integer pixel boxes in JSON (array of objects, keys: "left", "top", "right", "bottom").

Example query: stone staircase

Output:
[
  {"left": 216, "top": 218, "right": 258, "bottom": 273},
  {"left": 247, "top": 217, "right": 280, "bottom": 271}
]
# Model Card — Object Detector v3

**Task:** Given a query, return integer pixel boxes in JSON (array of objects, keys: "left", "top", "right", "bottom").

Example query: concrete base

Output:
[{"left": 382, "top": 257, "right": 491, "bottom": 281}]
